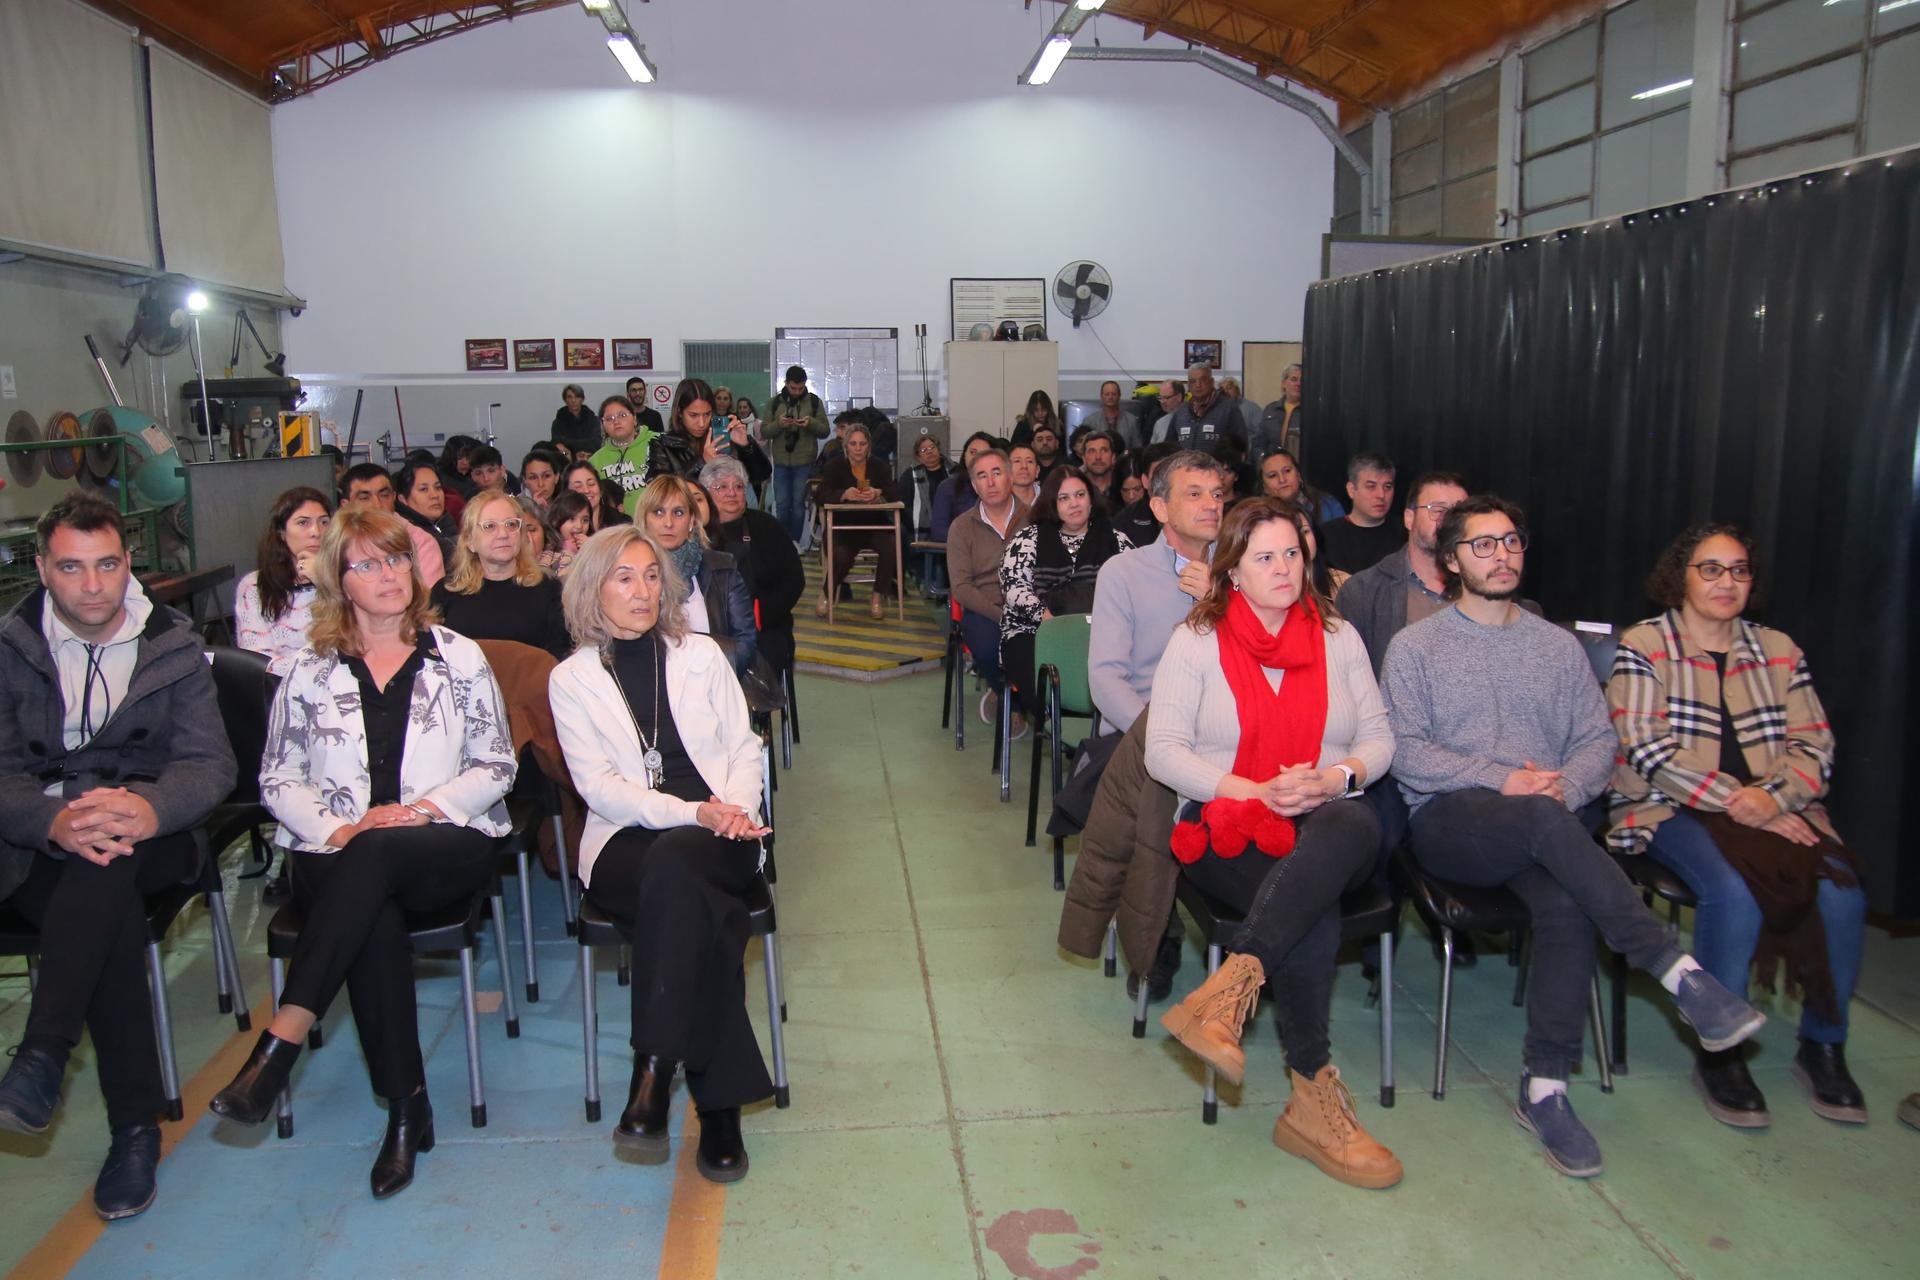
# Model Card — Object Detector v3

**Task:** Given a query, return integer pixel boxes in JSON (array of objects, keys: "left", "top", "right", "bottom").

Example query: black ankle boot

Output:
[
  {"left": 613, "top": 1055, "right": 677, "bottom": 1162},
  {"left": 695, "top": 1107, "right": 748, "bottom": 1184},
  {"left": 1792, "top": 1040, "right": 1867, "bottom": 1124},
  {"left": 370, "top": 1090, "right": 434, "bottom": 1199},
  {"left": 208, "top": 1031, "right": 303, "bottom": 1125},
  {"left": 1693, "top": 1047, "right": 1770, "bottom": 1128}
]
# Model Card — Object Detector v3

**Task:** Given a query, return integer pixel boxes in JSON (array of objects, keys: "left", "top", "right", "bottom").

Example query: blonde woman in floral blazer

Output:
[
  {"left": 209, "top": 508, "right": 516, "bottom": 1201},
  {"left": 1606, "top": 523, "right": 1865, "bottom": 1131}
]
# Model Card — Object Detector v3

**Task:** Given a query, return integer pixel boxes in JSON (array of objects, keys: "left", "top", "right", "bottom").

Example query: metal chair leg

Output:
[
  {"left": 784, "top": 665, "right": 800, "bottom": 744},
  {"left": 514, "top": 849, "right": 539, "bottom": 1003},
  {"left": 145, "top": 942, "right": 184, "bottom": 1122},
  {"left": 1024, "top": 699, "right": 1045, "bottom": 848},
  {"left": 1610, "top": 949, "right": 1630, "bottom": 1072},
  {"left": 206, "top": 889, "right": 252, "bottom": 1031},
  {"left": 551, "top": 811, "right": 578, "bottom": 936},
  {"left": 763, "top": 932, "right": 790, "bottom": 1108},
  {"left": 488, "top": 892, "right": 520, "bottom": 1038},
  {"left": 1512, "top": 928, "right": 1531, "bottom": 1007},
  {"left": 270, "top": 958, "right": 294, "bottom": 1138},
  {"left": 1589, "top": 973, "right": 1614, "bottom": 1094},
  {"left": 580, "top": 940, "right": 601, "bottom": 1122},
  {"left": 1130, "top": 948, "right": 1151, "bottom": 1038},
  {"left": 1202, "top": 943, "right": 1222, "bottom": 1123},
  {"left": 1104, "top": 920, "right": 1118, "bottom": 979},
  {"left": 1379, "top": 929, "right": 1396, "bottom": 1108},
  {"left": 1434, "top": 928, "right": 1456, "bottom": 1100},
  {"left": 458, "top": 945, "right": 487, "bottom": 1128}
]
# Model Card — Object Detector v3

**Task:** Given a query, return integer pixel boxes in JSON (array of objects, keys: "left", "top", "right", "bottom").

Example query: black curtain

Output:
[{"left": 1303, "top": 147, "right": 1920, "bottom": 917}]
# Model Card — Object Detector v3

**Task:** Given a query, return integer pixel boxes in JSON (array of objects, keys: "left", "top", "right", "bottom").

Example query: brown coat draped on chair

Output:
[
  {"left": 1056, "top": 709, "right": 1181, "bottom": 978},
  {"left": 475, "top": 639, "right": 585, "bottom": 877}
]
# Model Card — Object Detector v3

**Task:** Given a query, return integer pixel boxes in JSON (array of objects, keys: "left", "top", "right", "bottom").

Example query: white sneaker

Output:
[{"left": 979, "top": 690, "right": 998, "bottom": 726}]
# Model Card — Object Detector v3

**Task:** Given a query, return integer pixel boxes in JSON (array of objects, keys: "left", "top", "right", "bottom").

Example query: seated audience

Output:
[
  {"left": 210, "top": 507, "right": 515, "bottom": 1200},
  {"left": 430, "top": 490, "right": 570, "bottom": 659},
  {"left": 541, "top": 489, "right": 595, "bottom": 578},
  {"left": 904, "top": 432, "right": 952, "bottom": 541},
  {"left": 813, "top": 423, "right": 901, "bottom": 621},
  {"left": 1319, "top": 451, "right": 1405, "bottom": 577},
  {"left": 563, "top": 458, "right": 631, "bottom": 532},
  {"left": 636, "top": 474, "right": 757, "bottom": 675},
  {"left": 548, "top": 526, "right": 772, "bottom": 1183},
  {"left": 1112, "top": 441, "right": 1176, "bottom": 547},
  {"left": 515, "top": 494, "right": 548, "bottom": 560},
  {"left": 1029, "top": 422, "right": 1065, "bottom": 476},
  {"left": 931, "top": 431, "right": 998, "bottom": 540},
  {"left": 652, "top": 378, "right": 771, "bottom": 489},
  {"left": 1260, "top": 448, "right": 1345, "bottom": 526},
  {"left": 1337, "top": 471, "right": 1468, "bottom": 676},
  {"left": 466, "top": 445, "right": 518, "bottom": 496},
  {"left": 947, "top": 447, "right": 1031, "bottom": 729},
  {"left": 342, "top": 462, "right": 444, "bottom": 588},
  {"left": 0, "top": 495, "right": 235, "bottom": 1220},
  {"left": 998, "top": 465, "right": 1132, "bottom": 717},
  {"left": 1115, "top": 456, "right": 1148, "bottom": 508},
  {"left": 1143, "top": 379, "right": 1184, "bottom": 445},
  {"left": 237, "top": 485, "right": 333, "bottom": 675},
  {"left": 590, "top": 396, "right": 655, "bottom": 516},
  {"left": 1009, "top": 443, "right": 1043, "bottom": 507},
  {"left": 437, "top": 435, "right": 479, "bottom": 502},
  {"left": 520, "top": 448, "right": 563, "bottom": 517},
  {"left": 1380, "top": 495, "right": 1765, "bottom": 1179},
  {"left": 1607, "top": 524, "right": 1866, "bottom": 1127},
  {"left": 1010, "top": 389, "right": 1057, "bottom": 448},
  {"left": 1089, "top": 379, "right": 1135, "bottom": 447},
  {"left": 394, "top": 460, "right": 458, "bottom": 562},
  {"left": 551, "top": 383, "right": 601, "bottom": 459},
  {"left": 1255, "top": 363, "right": 1305, "bottom": 459},
  {"left": 1078, "top": 429, "right": 1122, "bottom": 507},
  {"left": 624, "top": 377, "right": 667, "bottom": 435},
  {"left": 1147, "top": 497, "right": 1399, "bottom": 1189},
  {"left": 703, "top": 457, "right": 805, "bottom": 673},
  {"left": 1157, "top": 364, "right": 1243, "bottom": 459}
]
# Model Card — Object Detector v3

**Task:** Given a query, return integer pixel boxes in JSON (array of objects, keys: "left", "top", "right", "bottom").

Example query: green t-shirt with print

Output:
[{"left": 589, "top": 432, "right": 656, "bottom": 515}]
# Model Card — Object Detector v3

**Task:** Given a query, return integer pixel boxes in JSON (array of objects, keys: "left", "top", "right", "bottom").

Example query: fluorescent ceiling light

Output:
[
  {"left": 1075, "top": 0, "right": 1107, "bottom": 10},
  {"left": 1630, "top": 77, "right": 1692, "bottom": 101},
  {"left": 580, "top": 0, "right": 611, "bottom": 10},
  {"left": 608, "top": 33, "right": 654, "bottom": 83},
  {"left": 1028, "top": 35, "right": 1072, "bottom": 85}
]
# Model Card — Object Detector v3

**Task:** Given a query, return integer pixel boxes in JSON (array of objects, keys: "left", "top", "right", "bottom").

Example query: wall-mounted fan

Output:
[
  {"left": 119, "top": 275, "right": 191, "bottom": 363},
  {"left": 1052, "top": 260, "right": 1112, "bottom": 328}
]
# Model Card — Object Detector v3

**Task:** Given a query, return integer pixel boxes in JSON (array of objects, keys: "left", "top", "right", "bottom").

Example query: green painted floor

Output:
[{"left": 3, "top": 670, "right": 1918, "bottom": 1279}]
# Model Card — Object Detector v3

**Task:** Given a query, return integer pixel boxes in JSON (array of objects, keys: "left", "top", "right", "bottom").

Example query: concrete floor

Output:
[{"left": 2, "top": 670, "right": 1916, "bottom": 1279}]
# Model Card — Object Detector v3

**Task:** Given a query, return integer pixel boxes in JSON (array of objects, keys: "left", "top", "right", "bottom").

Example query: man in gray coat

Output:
[{"left": 0, "top": 495, "right": 235, "bottom": 1220}]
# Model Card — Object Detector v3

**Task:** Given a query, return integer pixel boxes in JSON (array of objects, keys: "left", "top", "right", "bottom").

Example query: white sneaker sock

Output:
[
  {"left": 1527, "top": 1076, "right": 1569, "bottom": 1105},
  {"left": 1659, "top": 955, "right": 1702, "bottom": 995}
]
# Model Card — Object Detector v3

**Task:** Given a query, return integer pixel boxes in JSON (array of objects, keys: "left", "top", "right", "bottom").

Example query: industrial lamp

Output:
[
  {"left": 584, "top": 0, "right": 655, "bottom": 83},
  {"left": 1019, "top": 0, "right": 1105, "bottom": 86}
]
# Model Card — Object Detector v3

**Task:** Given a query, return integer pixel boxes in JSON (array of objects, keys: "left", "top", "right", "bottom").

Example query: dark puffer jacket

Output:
[{"left": 1055, "top": 709, "right": 1180, "bottom": 978}]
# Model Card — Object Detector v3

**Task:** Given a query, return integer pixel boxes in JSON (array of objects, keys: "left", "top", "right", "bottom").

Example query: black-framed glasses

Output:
[
  {"left": 1455, "top": 532, "right": 1528, "bottom": 558},
  {"left": 1690, "top": 561, "right": 1753, "bottom": 582}
]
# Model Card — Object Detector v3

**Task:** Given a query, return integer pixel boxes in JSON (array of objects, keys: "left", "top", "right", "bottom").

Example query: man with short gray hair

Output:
[{"left": 1153, "top": 364, "right": 1243, "bottom": 460}]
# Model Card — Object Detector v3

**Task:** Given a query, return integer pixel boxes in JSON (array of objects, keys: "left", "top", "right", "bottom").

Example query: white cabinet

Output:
[{"left": 942, "top": 341, "right": 1059, "bottom": 440}]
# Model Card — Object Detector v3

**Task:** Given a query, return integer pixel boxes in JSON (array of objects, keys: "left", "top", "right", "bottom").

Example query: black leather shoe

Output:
[
  {"left": 1791, "top": 1040, "right": 1867, "bottom": 1124},
  {"left": 208, "top": 1031, "right": 302, "bottom": 1125},
  {"left": 613, "top": 1055, "right": 677, "bottom": 1163},
  {"left": 260, "top": 863, "right": 292, "bottom": 906},
  {"left": 695, "top": 1107, "right": 748, "bottom": 1184},
  {"left": 1693, "top": 1047, "right": 1770, "bottom": 1128},
  {"left": 1126, "top": 928, "right": 1185, "bottom": 1002},
  {"left": 370, "top": 1090, "right": 434, "bottom": 1199},
  {"left": 94, "top": 1123, "right": 160, "bottom": 1220},
  {"left": 0, "top": 1046, "right": 67, "bottom": 1136}
]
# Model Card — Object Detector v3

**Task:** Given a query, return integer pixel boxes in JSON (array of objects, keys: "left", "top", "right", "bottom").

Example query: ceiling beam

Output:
[{"left": 1304, "top": 0, "right": 1387, "bottom": 56}]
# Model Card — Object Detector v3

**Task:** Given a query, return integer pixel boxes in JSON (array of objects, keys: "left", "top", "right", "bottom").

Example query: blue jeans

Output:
[
  {"left": 958, "top": 609, "right": 1003, "bottom": 692},
  {"left": 773, "top": 465, "right": 810, "bottom": 542},
  {"left": 1645, "top": 810, "right": 1864, "bottom": 1043}
]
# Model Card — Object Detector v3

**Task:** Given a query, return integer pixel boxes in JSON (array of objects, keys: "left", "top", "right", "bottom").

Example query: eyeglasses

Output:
[
  {"left": 478, "top": 519, "right": 524, "bottom": 534},
  {"left": 1690, "top": 561, "right": 1753, "bottom": 582},
  {"left": 345, "top": 552, "right": 413, "bottom": 578},
  {"left": 1409, "top": 502, "right": 1455, "bottom": 518},
  {"left": 1455, "top": 532, "right": 1528, "bottom": 558}
]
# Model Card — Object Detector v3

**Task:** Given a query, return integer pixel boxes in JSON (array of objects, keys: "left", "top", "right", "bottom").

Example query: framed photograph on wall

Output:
[
  {"left": 563, "top": 338, "right": 606, "bottom": 371},
  {"left": 514, "top": 339, "right": 557, "bottom": 372},
  {"left": 465, "top": 338, "right": 508, "bottom": 371},
  {"left": 612, "top": 338, "right": 654, "bottom": 370},
  {"left": 1183, "top": 339, "right": 1223, "bottom": 369}
]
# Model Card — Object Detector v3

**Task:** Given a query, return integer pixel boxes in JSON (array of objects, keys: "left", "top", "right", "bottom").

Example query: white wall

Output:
[{"left": 272, "top": 0, "right": 1334, "bottom": 458}]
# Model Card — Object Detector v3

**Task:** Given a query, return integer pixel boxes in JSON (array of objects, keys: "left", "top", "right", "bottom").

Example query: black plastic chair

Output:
[
  {"left": 1606, "top": 852, "right": 1698, "bottom": 1072},
  {"left": 1140, "top": 876, "right": 1399, "bottom": 1122},
  {"left": 1392, "top": 847, "right": 1614, "bottom": 1099},
  {"left": 575, "top": 867, "right": 789, "bottom": 1121},
  {"left": 203, "top": 646, "right": 281, "bottom": 885},
  {"left": 263, "top": 873, "right": 519, "bottom": 1137}
]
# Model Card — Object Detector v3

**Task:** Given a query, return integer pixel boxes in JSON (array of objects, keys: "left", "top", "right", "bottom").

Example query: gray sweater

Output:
[
  {"left": 1088, "top": 533, "right": 1204, "bottom": 734},
  {"left": 1378, "top": 604, "right": 1613, "bottom": 813}
]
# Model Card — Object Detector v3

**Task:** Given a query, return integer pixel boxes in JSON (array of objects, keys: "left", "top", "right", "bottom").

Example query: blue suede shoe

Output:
[
  {"left": 1513, "top": 1079, "right": 1603, "bottom": 1178},
  {"left": 0, "top": 1047, "right": 65, "bottom": 1136},
  {"left": 94, "top": 1123, "right": 160, "bottom": 1220},
  {"left": 1673, "top": 968, "right": 1766, "bottom": 1053}
]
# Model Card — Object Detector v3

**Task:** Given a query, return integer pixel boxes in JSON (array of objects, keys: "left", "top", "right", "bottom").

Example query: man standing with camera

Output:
[{"left": 768, "top": 364, "right": 829, "bottom": 543}]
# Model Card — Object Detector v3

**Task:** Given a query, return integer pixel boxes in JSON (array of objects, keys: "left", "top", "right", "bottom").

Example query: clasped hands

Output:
[
  {"left": 48, "top": 787, "right": 159, "bottom": 864},
  {"left": 1725, "top": 784, "right": 1819, "bottom": 847},
  {"left": 1220, "top": 765, "right": 1340, "bottom": 818},
  {"left": 325, "top": 800, "right": 444, "bottom": 850},
  {"left": 1501, "top": 760, "right": 1567, "bottom": 805},
  {"left": 696, "top": 795, "right": 770, "bottom": 841}
]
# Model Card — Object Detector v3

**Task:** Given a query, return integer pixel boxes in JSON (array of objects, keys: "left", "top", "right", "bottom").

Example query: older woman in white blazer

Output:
[
  {"left": 549, "top": 524, "right": 770, "bottom": 1185},
  {"left": 208, "top": 507, "right": 515, "bottom": 1202}
]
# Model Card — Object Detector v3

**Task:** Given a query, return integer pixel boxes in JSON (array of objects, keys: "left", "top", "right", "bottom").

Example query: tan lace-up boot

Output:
[
  {"left": 1271, "top": 1064, "right": 1403, "bottom": 1189},
  {"left": 1158, "top": 952, "right": 1264, "bottom": 1085}
]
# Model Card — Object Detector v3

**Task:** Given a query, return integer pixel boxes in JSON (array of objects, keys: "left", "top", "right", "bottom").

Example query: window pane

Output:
[
  {"left": 1525, "top": 22, "right": 1599, "bottom": 101},
  {"left": 1443, "top": 68, "right": 1500, "bottom": 178},
  {"left": 1394, "top": 92, "right": 1440, "bottom": 151},
  {"left": 1524, "top": 83, "right": 1596, "bottom": 155},
  {"left": 1865, "top": 30, "right": 1920, "bottom": 152},
  {"left": 1731, "top": 55, "right": 1863, "bottom": 150},
  {"left": 1602, "top": 0, "right": 1699, "bottom": 128},
  {"left": 1441, "top": 171, "right": 1497, "bottom": 238},
  {"left": 1735, "top": 0, "right": 1869, "bottom": 83},
  {"left": 1524, "top": 140, "right": 1593, "bottom": 208},
  {"left": 1726, "top": 131, "right": 1856, "bottom": 185},
  {"left": 1878, "top": 0, "right": 1920, "bottom": 36},
  {"left": 1393, "top": 187, "right": 1441, "bottom": 236},
  {"left": 1522, "top": 200, "right": 1592, "bottom": 235},
  {"left": 1594, "top": 108, "right": 1691, "bottom": 216},
  {"left": 1392, "top": 139, "right": 1441, "bottom": 194}
]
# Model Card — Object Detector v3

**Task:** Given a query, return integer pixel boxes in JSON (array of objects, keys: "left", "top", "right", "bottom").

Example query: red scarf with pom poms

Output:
[{"left": 1169, "top": 592, "right": 1328, "bottom": 864}]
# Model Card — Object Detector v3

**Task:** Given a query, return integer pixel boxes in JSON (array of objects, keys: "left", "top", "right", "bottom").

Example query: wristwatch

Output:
[{"left": 1333, "top": 765, "right": 1361, "bottom": 797}]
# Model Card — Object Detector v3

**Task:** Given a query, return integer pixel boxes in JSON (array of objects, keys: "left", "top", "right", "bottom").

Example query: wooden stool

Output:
[{"left": 820, "top": 502, "right": 906, "bottom": 624}]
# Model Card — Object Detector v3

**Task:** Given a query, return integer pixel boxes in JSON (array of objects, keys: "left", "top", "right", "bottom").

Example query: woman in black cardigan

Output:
[
  {"left": 428, "top": 490, "right": 571, "bottom": 659},
  {"left": 812, "top": 423, "right": 899, "bottom": 620},
  {"left": 997, "top": 464, "right": 1131, "bottom": 716}
]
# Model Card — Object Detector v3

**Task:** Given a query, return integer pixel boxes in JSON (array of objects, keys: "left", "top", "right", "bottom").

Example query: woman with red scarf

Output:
[{"left": 1144, "top": 497, "right": 1399, "bottom": 1189}]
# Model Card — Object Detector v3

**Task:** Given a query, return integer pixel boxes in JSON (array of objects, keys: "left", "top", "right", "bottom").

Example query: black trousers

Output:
[
  {"left": 1410, "top": 790, "right": 1685, "bottom": 1080},
  {"left": 281, "top": 824, "right": 495, "bottom": 1100},
  {"left": 1179, "top": 800, "right": 1379, "bottom": 1078},
  {"left": 586, "top": 825, "right": 772, "bottom": 1112},
  {"left": 1002, "top": 630, "right": 1038, "bottom": 718},
  {"left": 6, "top": 832, "right": 200, "bottom": 1128}
]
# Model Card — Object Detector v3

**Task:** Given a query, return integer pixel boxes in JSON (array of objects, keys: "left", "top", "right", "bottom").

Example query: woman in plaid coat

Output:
[{"left": 1606, "top": 524, "right": 1866, "bottom": 1131}]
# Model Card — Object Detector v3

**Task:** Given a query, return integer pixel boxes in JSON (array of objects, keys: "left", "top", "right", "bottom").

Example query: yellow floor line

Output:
[
  {"left": 656, "top": 1100, "right": 724, "bottom": 1279},
  {"left": 6, "top": 996, "right": 273, "bottom": 1280}
]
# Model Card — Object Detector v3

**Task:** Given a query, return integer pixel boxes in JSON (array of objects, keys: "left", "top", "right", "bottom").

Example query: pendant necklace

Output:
[{"left": 614, "top": 637, "right": 666, "bottom": 788}]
